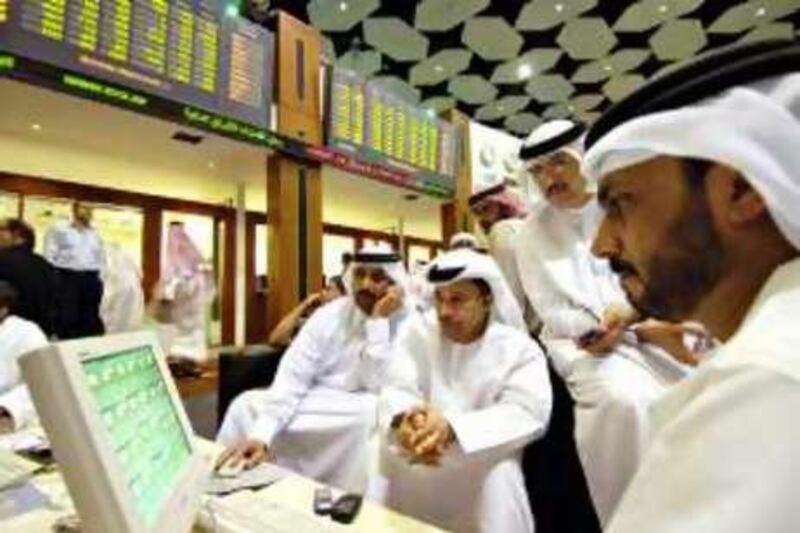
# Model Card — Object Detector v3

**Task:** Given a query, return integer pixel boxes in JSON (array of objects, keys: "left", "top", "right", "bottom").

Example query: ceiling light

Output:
[
  {"left": 604, "top": 65, "right": 613, "bottom": 71},
  {"left": 339, "top": 1, "right": 348, "bottom": 12},
  {"left": 208, "top": 162, "right": 216, "bottom": 169},
  {"left": 31, "top": 123, "right": 41, "bottom": 131},
  {"left": 224, "top": 3, "right": 238, "bottom": 17},
  {"left": 755, "top": 7, "right": 767, "bottom": 17},
  {"left": 658, "top": 4, "right": 668, "bottom": 13},
  {"left": 425, "top": 108, "right": 436, "bottom": 118},
  {"left": 434, "top": 65, "right": 444, "bottom": 72},
  {"left": 554, "top": 3, "right": 564, "bottom": 12},
  {"left": 517, "top": 63, "right": 533, "bottom": 80}
]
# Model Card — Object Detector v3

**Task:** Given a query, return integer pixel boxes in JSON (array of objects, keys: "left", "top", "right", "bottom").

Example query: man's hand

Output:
[
  {"left": 602, "top": 303, "right": 638, "bottom": 330},
  {"left": 403, "top": 405, "right": 454, "bottom": 464},
  {"left": 634, "top": 319, "right": 703, "bottom": 366},
  {"left": 577, "top": 326, "right": 625, "bottom": 356},
  {"left": 372, "top": 286, "right": 404, "bottom": 318},
  {"left": 302, "top": 292, "right": 323, "bottom": 308},
  {"left": 215, "top": 439, "right": 271, "bottom": 471}
]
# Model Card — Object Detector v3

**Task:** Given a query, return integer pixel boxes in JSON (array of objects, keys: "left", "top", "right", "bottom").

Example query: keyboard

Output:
[
  {"left": 0, "top": 449, "right": 39, "bottom": 490},
  {"left": 198, "top": 491, "right": 347, "bottom": 533}
]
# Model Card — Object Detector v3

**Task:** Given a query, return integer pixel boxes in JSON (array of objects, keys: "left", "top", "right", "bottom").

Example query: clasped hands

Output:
[{"left": 391, "top": 404, "right": 455, "bottom": 466}]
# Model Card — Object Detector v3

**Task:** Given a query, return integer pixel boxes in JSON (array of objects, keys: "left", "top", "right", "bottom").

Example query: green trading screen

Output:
[{"left": 83, "top": 345, "right": 191, "bottom": 528}]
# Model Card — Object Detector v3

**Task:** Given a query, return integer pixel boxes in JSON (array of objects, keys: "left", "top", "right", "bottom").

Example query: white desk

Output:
[{"left": 0, "top": 439, "right": 445, "bottom": 533}]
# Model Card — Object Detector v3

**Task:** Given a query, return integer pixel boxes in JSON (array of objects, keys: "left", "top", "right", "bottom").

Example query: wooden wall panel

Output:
[{"left": 275, "top": 11, "right": 322, "bottom": 145}]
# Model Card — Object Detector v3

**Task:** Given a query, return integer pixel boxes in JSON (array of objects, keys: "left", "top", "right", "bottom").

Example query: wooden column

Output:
[
  {"left": 266, "top": 11, "right": 323, "bottom": 333},
  {"left": 141, "top": 206, "right": 162, "bottom": 302},
  {"left": 442, "top": 109, "right": 475, "bottom": 244},
  {"left": 221, "top": 214, "right": 236, "bottom": 344}
]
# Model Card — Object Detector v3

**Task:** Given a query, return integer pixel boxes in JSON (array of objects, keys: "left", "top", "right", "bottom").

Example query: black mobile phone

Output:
[
  {"left": 331, "top": 493, "right": 363, "bottom": 524},
  {"left": 313, "top": 487, "right": 334, "bottom": 515},
  {"left": 578, "top": 328, "right": 605, "bottom": 347}
]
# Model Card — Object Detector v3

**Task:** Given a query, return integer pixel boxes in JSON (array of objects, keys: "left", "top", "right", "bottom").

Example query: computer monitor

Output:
[{"left": 20, "top": 331, "right": 211, "bottom": 533}]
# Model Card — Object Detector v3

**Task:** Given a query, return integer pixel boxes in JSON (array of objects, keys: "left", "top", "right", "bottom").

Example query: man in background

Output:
[
  {"left": 468, "top": 183, "right": 535, "bottom": 330},
  {"left": 0, "top": 218, "right": 58, "bottom": 337},
  {"left": 217, "top": 245, "right": 415, "bottom": 492},
  {"left": 44, "top": 203, "right": 105, "bottom": 339},
  {"left": 515, "top": 119, "right": 694, "bottom": 527}
]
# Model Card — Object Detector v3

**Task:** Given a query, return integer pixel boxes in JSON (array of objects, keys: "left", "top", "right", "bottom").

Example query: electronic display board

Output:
[
  {"left": 328, "top": 65, "right": 458, "bottom": 185},
  {"left": 0, "top": 0, "right": 273, "bottom": 128}
]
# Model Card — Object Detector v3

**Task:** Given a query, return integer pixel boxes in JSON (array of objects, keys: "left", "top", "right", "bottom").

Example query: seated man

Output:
[
  {"left": 217, "top": 245, "right": 415, "bottom": 491},
  {"left": 0, "top": 282, "right": 49, "bottom": 433},
  {"left": 371, "top": 249, "right": 551, "bottom": 533}
]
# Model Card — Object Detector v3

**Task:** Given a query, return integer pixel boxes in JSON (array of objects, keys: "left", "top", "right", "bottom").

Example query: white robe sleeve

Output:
[
  {"left": 446, "top": 341, "right": 552, "bottom": 457},
  {"left": 516, "top": 251, "right": 598, "bottom": 340},
  {"left": 245, "top": 310, "right": 330, "bottom": 446},
  {"left": 609, "top": 365, "right": 800, "bottom": 533},
  {"left": 489, "top": 222, "right": 527, "bottom": 312}
]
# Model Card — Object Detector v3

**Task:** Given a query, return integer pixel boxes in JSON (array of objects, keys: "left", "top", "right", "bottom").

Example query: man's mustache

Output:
[
  {"left": 609, "top": 258, "right": 637, "bottom": 277},
  {"left": 356, "top": 289, "right": 376, "bottom": 300},
  {"left": 546, "top": 182, "right": 568, "bottom": 197}
]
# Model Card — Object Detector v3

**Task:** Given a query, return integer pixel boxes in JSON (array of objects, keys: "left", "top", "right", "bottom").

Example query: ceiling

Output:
[{"left": 262, "top": 0, "right": 800, "bottom": 136}]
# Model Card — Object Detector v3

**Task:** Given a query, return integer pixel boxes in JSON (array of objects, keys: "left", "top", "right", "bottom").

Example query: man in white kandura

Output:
[
  {"left": 371, "top": 249, "right": 551, "bottom": 533},
  {"left": 468, "top": 183, "right": 531, "bottom": 319},
  {"left": 0, "top": 282, "right": 48, "bottom": 434},
  {"left": 216, "top": 245, "right": 415, "bottom": 492},
  {"left": 583, "top": 39, "right": 800, "bottom": 532},
  {"left": 515, "top": 119, "right": 700, "bottom": 524}
]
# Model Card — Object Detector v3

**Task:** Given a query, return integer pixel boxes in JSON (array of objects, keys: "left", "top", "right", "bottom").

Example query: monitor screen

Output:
[{"left": 83, "top": 345, "right": 192, "bottom": 528}]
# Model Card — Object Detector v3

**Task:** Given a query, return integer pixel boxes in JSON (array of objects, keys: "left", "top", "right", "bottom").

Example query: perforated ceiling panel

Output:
[{"left": 255, "top": 0, "right": 800, "bottom": 137}]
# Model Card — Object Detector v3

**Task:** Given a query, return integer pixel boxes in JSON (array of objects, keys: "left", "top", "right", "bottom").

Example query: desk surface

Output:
[{"left": 0, "top": 439, "right": 444, "bottom": 533}]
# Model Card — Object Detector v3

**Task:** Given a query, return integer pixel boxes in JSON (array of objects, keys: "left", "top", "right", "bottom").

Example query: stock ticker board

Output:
[
  {"left": 328, "top": 66, "right": 458, "bottom": 185},
  {"left": 0, "top": 0, "right": 273, "bottom": 128}
]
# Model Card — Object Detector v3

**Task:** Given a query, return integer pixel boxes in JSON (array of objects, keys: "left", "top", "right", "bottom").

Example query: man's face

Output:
[
  {"left": 351, "top": 265, "right": 393, "bottom": 314},
  {"left": 0, "top": 219, "right": 13, "bottom": 248},
  {"left": 471, "top": 200, "right": 503, "bottom": 234},
  {"left": 527, "top": 150, "right": 588, "bottom": 209},
  {"left": 73, "top": 203, "right": 92, "bottom": 225},
  {"left": 592, "top": 156, "right": 725, "bottom": 322},
  {"left": 435, "top": 279, "right": 491, "bottom": 344}
]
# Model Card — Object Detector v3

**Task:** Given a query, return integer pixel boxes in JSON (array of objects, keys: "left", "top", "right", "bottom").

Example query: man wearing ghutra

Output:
[
  {"left": 371, "top": 249, "right": 551, "bottom": 533},
  {"left": 468, "top": 183, "right": 531, "bottom": 321},
  {"left": 515, "top": 119, "right": 698, "bottom": 526},
  {"left": 216, "top": 244, "right": 415, "bottom": 492},
  {"left": 583, "top": 39, "right": 800, "bottom": 532}
]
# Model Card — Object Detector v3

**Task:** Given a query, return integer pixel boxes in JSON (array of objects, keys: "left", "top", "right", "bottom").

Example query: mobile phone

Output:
[
  {"left": 331, "top": 493, "right": 363, "bottom": 524},
  {"left": 313, "top": 487, "right": 334, "bottom": 515},
  {"left": 578, "top": 328, "right": 605, "bottom": 347}
]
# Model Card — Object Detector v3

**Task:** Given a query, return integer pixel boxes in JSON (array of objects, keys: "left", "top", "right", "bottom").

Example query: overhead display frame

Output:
[
  {"left": 326, "top": 65, "right": 458, "bottom": 198},
  {"left": 0, "top": 1, "right": 455, "bottom": 198}
]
